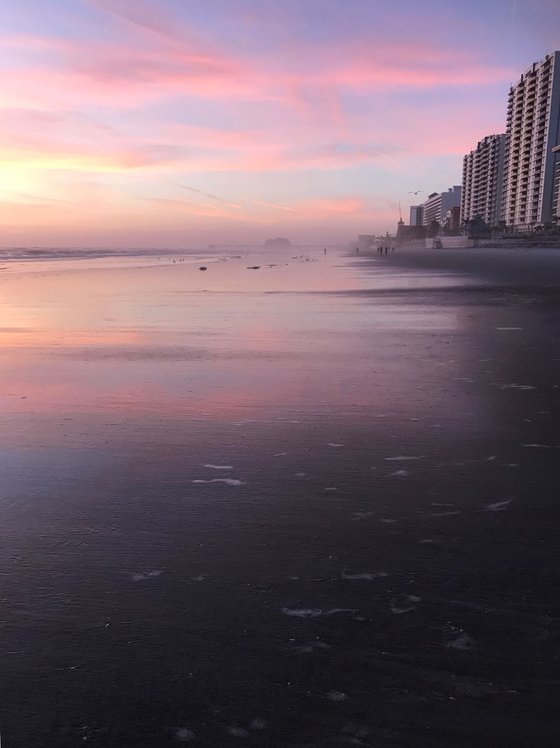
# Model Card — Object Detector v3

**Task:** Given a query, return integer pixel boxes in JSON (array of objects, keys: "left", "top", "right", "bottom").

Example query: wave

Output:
[{"left": 0, "top": 247, "right": 202, "bottom": 262}]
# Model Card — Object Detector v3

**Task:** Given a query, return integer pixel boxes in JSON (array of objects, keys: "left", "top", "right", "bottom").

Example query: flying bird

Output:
[{"left": 408, "top": 190, "right": 423, "bottom": 195}]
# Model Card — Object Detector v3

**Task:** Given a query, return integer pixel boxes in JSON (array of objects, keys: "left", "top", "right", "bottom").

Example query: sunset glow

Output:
[{"left": 0, "top": 0, "right": 556, "bottom": 245}]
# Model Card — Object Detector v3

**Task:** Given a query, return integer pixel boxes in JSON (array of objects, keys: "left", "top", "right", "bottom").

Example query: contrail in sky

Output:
[
  {"left": 250, "top": 199, "right": 298, "bottom": 212},
  {"left": 175, "top": 185, "right": 298, "bottom": 213},
  {"left": 86, "top": 0, "right": 183, "bottom": 43},
  {"left": 510, "top": 0, "right": 519, "bottom": 42},
  {"left": 177, "top": 184, "right": 243, "bottom": 210},
  {"left": 13, "top": 192, "right": 79, "bottom": 205}
]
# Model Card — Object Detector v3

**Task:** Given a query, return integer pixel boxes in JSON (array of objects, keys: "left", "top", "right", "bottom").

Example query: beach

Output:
[{"left": 0, "top": 245, "right": 559, "bottom": 746}]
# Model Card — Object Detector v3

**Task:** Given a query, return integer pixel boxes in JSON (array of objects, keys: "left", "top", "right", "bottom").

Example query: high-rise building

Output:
[
  {"left": 421, "top": 186, "right": 462, "bottom": 227},
  {"left": 503, "top": 51, "right": 560, "bottom": 227},
  {"left": 461, "top": 134, "right": 507, "bottom": 227}
]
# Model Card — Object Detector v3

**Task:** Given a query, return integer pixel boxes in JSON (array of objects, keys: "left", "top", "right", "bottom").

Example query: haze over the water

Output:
[{"left": 0, "top": 0, "right": 557, "bottom": 247}]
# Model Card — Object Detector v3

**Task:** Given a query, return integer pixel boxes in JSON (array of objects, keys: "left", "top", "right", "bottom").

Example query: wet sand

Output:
[{"left": 0, "top": 247, "right": 559, "bottom": 746}]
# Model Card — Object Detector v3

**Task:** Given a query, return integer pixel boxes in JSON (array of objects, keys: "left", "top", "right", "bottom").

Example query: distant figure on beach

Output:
[
  {"left": 356, "top": 247, "right": 359, "bottom": 253},
  {"left": 324, "top": 248, "right": 327, "bottom": 255},
  {"left": 384, "top": 246, "right": 388, "bottom": 255}
]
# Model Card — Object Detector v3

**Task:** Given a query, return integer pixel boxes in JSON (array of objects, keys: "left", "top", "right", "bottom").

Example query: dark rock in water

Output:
[
  {"left": 264, "top": 237, "right": 291, "bottom": 247},
  {"left": 199, "top": 266, "right": 207, "bottom": 271},
  {"left": 246, "top": 266, "right": 261, "bottom": 270}
]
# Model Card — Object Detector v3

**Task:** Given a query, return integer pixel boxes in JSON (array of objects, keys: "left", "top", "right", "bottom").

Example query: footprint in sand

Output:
[
  {"left": 486, "top": 499, "right": 512, "bottom": 511},
  {"left": 131, "top": 570, "right": 163, "bottom": 582},
  {"left": 341, "top": 572, "right": 387, "bottom": 581},
  {"left": 293, "top": 641, "right": 330, "bottom": 654},
  {"left": 249, "top": 718, "right": 268, "bottom": 730},
  {"left": 384, "top": 456, "right": 423, "bottom": 461},
  {"left": 193, "top": 478, "right": 245, "bottom": 485},
  {"left": 351, "top": 511, "right": 373, "bottom": 521},
  {"left": 281, "top": 607, "right": 356, "bottom": 618},
  {"left": 175, "top": 727, "right": 196, "bottom": 742},
  {"left": 390, "top": 594, "right": 421, "bottom": 614},
  {"left": 431, "top": 510, "right": 461, "bottom": 517},
  {"left": 326, "top": 691, "right": 347, "bottom": 702},
  {"left": 227, "top": 727, "right": 250, "bottom": 738},
  {"left": 445, "top": 629, "right": 475, "bottom": 650}
]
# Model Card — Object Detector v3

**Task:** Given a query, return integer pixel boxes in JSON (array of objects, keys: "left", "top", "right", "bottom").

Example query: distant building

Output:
[
  {"left": 461, "top": 134, "right": 507, "bottom": 227},
  {"left": 358, "top": 234, "right": 377, "bottom": 247},
  {"left": 409, "top": 205, "right": 423, "bottom": 226},
  {"left": 420, "top": 186, "right": 462, "bottom": 228},
  {"left": 264, "top": 237, "right": 291, "bottom": 247},
  {"left": 502, "top": 51, "right": 560, "bottom": 227}
]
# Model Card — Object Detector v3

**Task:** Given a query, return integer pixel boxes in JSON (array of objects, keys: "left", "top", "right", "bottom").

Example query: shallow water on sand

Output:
[{"left": 0, "top": 247, "right": 559, "bottom": 746}]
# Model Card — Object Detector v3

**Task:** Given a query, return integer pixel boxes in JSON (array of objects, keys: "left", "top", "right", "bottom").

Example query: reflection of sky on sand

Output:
[{"left": 0, "top": 248, "right": 472, "bottom": 450}]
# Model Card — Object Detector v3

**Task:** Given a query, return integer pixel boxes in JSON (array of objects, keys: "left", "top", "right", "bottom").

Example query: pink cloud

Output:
[
  {"left": 313, "top": 42, "right": 515, "bottom": 90},
  {"left": 297, "top": 197, "right": 366, "bottom": 216},
  {"left": 0, "top": 102, "right": 397, "bottom": 175},
  {"left": 0, "top": 29, "right": 514, "bottom": 115}
]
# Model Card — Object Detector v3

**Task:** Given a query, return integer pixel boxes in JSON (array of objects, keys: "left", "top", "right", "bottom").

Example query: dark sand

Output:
[{"left": 0, "top": 247, "right": 559, "bottom": 746}]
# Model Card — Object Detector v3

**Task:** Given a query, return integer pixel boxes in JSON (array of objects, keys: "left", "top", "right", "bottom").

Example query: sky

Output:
[{"left": 0, "top": 0, "right": 558, "bottom": 247}]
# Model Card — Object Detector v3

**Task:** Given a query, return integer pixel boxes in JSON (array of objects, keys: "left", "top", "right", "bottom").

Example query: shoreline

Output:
[{"left": 351, "top": 244, "right": 560, "bottom": 289}]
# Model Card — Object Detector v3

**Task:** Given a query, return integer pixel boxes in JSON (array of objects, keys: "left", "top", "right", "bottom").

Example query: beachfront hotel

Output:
[
  {"left": 461, "top": 134, "right": 507, "bottom": 227},
  {"left": 419, "top": 186, "right": 462, "bottom": 227},
  {"left": 502, "top": 51, "right": 560, "bottom": 227}
]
